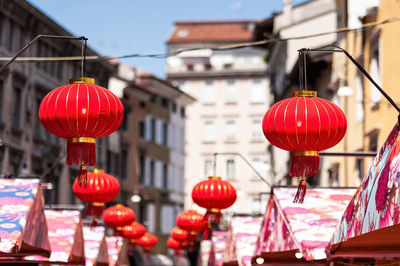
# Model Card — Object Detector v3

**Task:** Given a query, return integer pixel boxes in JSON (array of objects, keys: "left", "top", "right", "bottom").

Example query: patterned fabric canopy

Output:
[
  {"left": 208, "top": 231, "right": 227, "bottom": 266},
  {"left": 254, "top": 187, "right": 355, "bottom": 261},
  {"left": 328, "top": 123, "right": 400, "bottom": 258},
  {"left": 224, "top": 216, "right": 262, "bottom": 266},
  {"left": 0, "top": 179, "right": 50, "bottom": 257}
]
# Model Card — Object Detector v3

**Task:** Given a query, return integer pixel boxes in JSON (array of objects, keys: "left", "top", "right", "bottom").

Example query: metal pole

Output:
[
  {"left": 0, "top": 35, "right": 88, "bottom": 73},
  {"left": 319, "top": 151, "right": 376, "bottom": 157}
]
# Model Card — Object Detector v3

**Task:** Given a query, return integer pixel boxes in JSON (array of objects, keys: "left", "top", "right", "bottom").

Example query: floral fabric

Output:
[
  {"left": 208, "top": 231, "right": 227, "bottom": 266},
  {"left": 256, "top": 187, "right": 355, "bottom": 260},
  {"left": 330, "top": 124, "right": 400, "bottom": 246},
  {"left": 199, "top": 240, "right": 212, "bottom": 266},
  {"left": 83, "top": 225, "right": 107, "bottom": 265}
]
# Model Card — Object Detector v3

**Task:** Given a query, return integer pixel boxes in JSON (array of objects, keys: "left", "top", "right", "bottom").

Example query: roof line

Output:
[{"left": 174, "top": 19, "right": 261, "bottom": 25}]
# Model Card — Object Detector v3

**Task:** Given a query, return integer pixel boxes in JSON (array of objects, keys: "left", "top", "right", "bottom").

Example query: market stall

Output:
[
  {"left": 328, "top": 123, "right": 400, "bottom": 260},
  {"left": 253, "top": 187, "right": 355, "bottom": 265},
  {"left": 83, "top": 225, "right": 108, "bottom": 265},
  {"left": 208, "top": 231, "right": 228, "bottom": 266},
  {"left": 106, "top": 236, "right": 129, "bottom": 266},
  {"left": 223, "top": 216, "right": 262, "bottom": 266},
  {"left": 0, "top": 178, "right": 50, "bottom": 257}
]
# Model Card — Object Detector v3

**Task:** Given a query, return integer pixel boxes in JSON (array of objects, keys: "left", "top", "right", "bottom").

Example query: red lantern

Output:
[
  {"left": 192, "top": 176, "right": 236, "bottom": 224},
  {"left": 137, "top": 232, "right": 158, "bottom": 253},
  {"left": 123, "top": 222, "right": 146, "bottom": 247},
  {"left": 171, "top": 226, "right": 188, "bottom": 244},
  {"left": 262, "top": 90, "right": 347, "bottom": 202},
  {"left": 102, "top": 204, "right": 135, "bottom": 235},
  {"left": 72, "top": 169, "right": 120, "bottom": 220},
  {"left": 176, "top": 210, "right": 207, "bottom": 243},
  {"left": 167, "top": 237, "right": 183, "bottom": 254},
  {"left": 39, "top": 77, "right": 124, "bottom": 184}
]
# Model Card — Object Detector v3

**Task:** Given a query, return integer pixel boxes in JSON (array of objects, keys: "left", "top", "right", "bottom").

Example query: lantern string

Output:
[{"left": 0, "top": 17, "right": 399, "bottom": 63}]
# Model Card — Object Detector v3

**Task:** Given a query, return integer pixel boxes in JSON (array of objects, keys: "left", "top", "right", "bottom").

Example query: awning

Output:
[
  {"left": 328, "top": 123, "right": 400, "bottom": 258},
  {"left": 23, "top": 210, "right": 85, "bottom": 264},
  {"left": 0, "top": 179, "right": 51, "bottom": 257},
  {"left": 209, "top": 231, "right": 228, "bottom": 266},
  {"left": 254, "top": 187, "right": 355, "bottom": 263},
  {"left": 223, "top": 216, "right": 262, "bottom": 266}
]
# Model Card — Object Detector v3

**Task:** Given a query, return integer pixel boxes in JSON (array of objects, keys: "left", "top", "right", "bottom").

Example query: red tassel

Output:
[
  {"left": 91, "top": 217, "right": 98, "bottom": 228},
  {"left": 113, "top": 228, "right": 124, "bottom": 236},
  {"left": 202, "top": 224, "right": 211, "bottom": 239},
  {"left": 86, "top": 202, "right": 104, "bottom": 216},
  {"left": 67, "top": 139, "right": 96, "bottom": 166},
  {"left": 187, "top": 232, "right": 197, "bottom": 243},
  {"left": 290, "top": 152, "right": 319, "bottom": 177},
  {"left": 293, "top": 176, "right": 307, "bottom": 203},
  {"left": 128, "top": 241, "right": 137, "bottom": 249},
  {"left": 205, "top": 209, "right": 222, "bottom": 224},
  {"left": 78, "top": 161, "right": 88, "bottom": 186}
]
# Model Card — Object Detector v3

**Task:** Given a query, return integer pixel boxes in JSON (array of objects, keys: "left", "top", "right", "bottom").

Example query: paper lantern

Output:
[
  {"left": 123, "top": 221, "right": 146, "bottom": 246},
  {"left": 171, "top": 226, "right": 188, "bottom": 244},
  {"left": 137, "top": 232, "right": 158, "bottom": 253},
  {"left": 192, "top": 176, "right": 236, "bottom": 224},
  {"left": 262, "top": 90, "right": 346, "bottom": 202},
  {"left": 167, "top": 237, "right": 182, "bottom": 253},
  {"left": 39, "top": 77, "right": 124, "bottom": 184},
  {"left": 72, "top": 169, "right": 120, "bottom": 220},
  {"left": 176, "top": 210, "right": 207, "bottom": 243},
  {"left": 102, "top": 204, "right": 135, "bottom": 235}
]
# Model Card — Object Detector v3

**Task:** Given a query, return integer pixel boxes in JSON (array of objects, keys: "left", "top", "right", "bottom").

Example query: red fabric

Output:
[
  {"left": 137, "top": 233, "right": 158, "bottom": 252},
  {"left": 289, "top": 154, "right": 320, "bottom": 177},
  {"left": 72, "top": 170, "right": 120, "bottom": 212},
  {"left": 171, "top": 227, "right": 189, "bottom": 242},
  {"left": 122, "top": 222, "right": 146, "bottom": 240},
  {"left": 176, "top": 210, "right": 207, "bottom": 232},
  {"left": 191, "top": 177, "right": 237, "bottom": 214},
  {"left": 102, "top": 204, "right": 135, "bottom": 228},
  {"left": 262, "top": 96, "right": 346, "bottom": 152}
]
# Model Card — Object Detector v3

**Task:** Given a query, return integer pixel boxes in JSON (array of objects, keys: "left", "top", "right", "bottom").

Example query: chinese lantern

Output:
[
  {"left": 123, "top": 221, "right": 146, "bottom": 247},
  {"left": 171, "top": 226, "right": 188, "bottom": 245},
  {"left": 72, "top": 169, "right": 120, "bottom": 225},
  {"left": 167, "top": 237, "right": 183, "bottom": 255},
  {"left": 137, "top": 232, "right": 158, "bottom": 253},
  {"left": 262, "top": 90, "right": 346, "bottom": 202},
  {"left": 176, "top": 210, "right": 207, "bottom": 244},
  {"left": 102, "top": 204, "right": 135, "bottom": 236},
  {"left": 39, "top": 77, "right": 124, "bottom": 184},
  {"left": 192, "top": 176, "right": 236, "bottom": 224}
]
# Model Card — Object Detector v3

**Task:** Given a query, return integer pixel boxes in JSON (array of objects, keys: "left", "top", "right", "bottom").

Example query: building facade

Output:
[{"left": 166, "top": 20, "right": 273, "bottom": 216}]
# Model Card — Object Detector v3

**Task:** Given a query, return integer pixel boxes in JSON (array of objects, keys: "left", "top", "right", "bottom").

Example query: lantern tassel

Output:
[
  {"left": 67, "top": 138, "right": 96, "bottom": 166},
  {"left": 205, "top": 209, "right": 222, "bottom": 224},
  {"left": 293, "top": 176, "right": 307, "bottom": 203},
  {"left": 290, "top": 152, "right": 319, "bottom": 177},
  {"left": 78, "top": 161, "right": 88, "bottom": 186},
  {"left": 202, "top": 224, "right": 211, "bottom": 239},
  {"left": 91, "top": 217, "right": 98, "bottom": 228},
  {"left": 86, "top": 202, "right": 104, "bottom": 217}
]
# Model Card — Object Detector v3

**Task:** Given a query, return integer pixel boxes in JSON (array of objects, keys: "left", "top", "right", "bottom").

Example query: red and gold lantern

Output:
[
  {"left": 192, "top": 176, "right": 236, "bottom": 224},
  {"left": 72, "top": 169, "right": 119, "bottom": 224},
  {"left": 171, "top": 226, "right": 188, "bottom": 245},
  {"left": 123, "top": 221, "right": 146, "bottom": 247},
  {"left": 102, "top": 204, "right": 135, "bottom": 235},
  {"left": 39, "top": 77, "right": 124, "bottom": 184},
  {"left": 176, "top": 210, "right": 207, "bottom": 244},
  {"left": 167, "top": 237, "right": 183, "bottom": 254},
  {"left": 137, "top": 232, "right": 158, "bottom": 253},
  {"left": 262, "top": 90, "right": 347, "bottom": 202}
]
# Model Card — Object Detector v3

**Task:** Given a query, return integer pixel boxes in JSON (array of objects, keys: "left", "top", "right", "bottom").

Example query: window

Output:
[
  {"left": 225, "top": 120, "right": 236, "bottom": 142},
  {"left": 204, "top": 158, "right": 214, "bottom": 177},
  {"left": 12, "top": 87, "right": 22, "bottom": 130},
  {"left": 162, "top": 163, "right": 168, "bottom": 189},
  {"left": 139, "top": 120, "right": 145, "bottom": 138},
  {"left": 121, "top": 148, "right": 128, "bottom": 180},
  {"left": 6, "top": 19, "right": 13, "bottom": 51},
  {"left": 355, "top": 158, "right": 364, "bottom": 186},
  {"left": 203, "top": 120, "right": 215, "bottom": 142},
  {"left": 369, "top": 33, "right": 381, "bottom": 108},
  {"left": 250, "top": 79, "right": 265, "bottom": 103},
  {"left": 251, "top": 118, "right": 263, "bottom": 141},
  {"left": 226, "top": 159, "right": 236, "bottom": 179},
  {"left": 355, "top": 73, "right": 364, "bottom": 123},
  {"left": 120, "top": 106, "right": 129, "bottom": 131},
  {"left": 204, "top": 80, "right": 215, "bottom": 105},
  {"left": 0, "top": 80, "right": 3, "bottom": 123},
  {"left": 162, "top": 122, "right": 168, "bottom": 146},
  {"left": 226, "top": 80, "right": 238, "bottom": 104},
  {"left": 149, "top": 160, "right": 155, "bottom": 186},
  {"left": 171, "top": 103, "right": 177, "bottom": 113},
  {"left": 251, "top": 154, "right": 269, "bottom": 180},
  {"left": 328, "top": 163, "right": 339, "bottom": 186},
  {"left": 150, "top": 118, "right": 156, "bottom": 142},
  {"left": 180, "top": 107, "right": 185, "bottom": 118},
  {"left": 368, "top": 130, "right": 379, "bottom": 152},
  {"left": 161, "top": 205, "right": 175, "bottom": 234},
  {"left": 146, "top": 203, "right": 156, "bottom": 233},
  {"left": 139, "top": 150, "right": 145, "bottom": 184},
  {"left": 161, "top": 97, "right": 169, "bottom": 109}
]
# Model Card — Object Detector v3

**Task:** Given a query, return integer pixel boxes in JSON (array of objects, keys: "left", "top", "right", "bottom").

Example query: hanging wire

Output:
[
  {"left": 298, "top": 51, "right": 303, "bottom": 91},
  {"left": 80, "top": 37, "right": 88, "bottom": 77}
]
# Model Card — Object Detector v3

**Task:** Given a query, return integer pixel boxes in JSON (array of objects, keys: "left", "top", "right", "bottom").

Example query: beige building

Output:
[{"left": 166, "top": 20, "right": 273, "bottom": 216}]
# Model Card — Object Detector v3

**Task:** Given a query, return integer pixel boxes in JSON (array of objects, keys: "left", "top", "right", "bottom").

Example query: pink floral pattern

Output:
[
  {"left": 255, "top": 187, "right": 355, "bottom": 261},
  {"left": 330, "top": 124, "right": 400, "bottom": 249},
  {"left": 208, "top": 231, "right": 227, "bottom": 266},
  {"left": 83, "top": 225, "right": 107, "bottom": 266}
]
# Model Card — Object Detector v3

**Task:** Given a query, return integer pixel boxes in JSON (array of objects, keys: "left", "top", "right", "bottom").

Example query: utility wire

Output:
[{"left": 0, "top": 17, "right": 398, "bottom": 63}]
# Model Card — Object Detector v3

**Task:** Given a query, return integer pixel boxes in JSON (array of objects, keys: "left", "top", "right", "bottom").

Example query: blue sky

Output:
[{"left": 28, "top": 0, "right": 307, "bottom": 77}]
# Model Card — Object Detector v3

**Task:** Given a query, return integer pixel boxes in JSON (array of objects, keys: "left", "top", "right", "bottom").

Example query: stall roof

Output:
[
  {"left": 83, "top": 225, "right": 107, "bottom": 266},
  {"left": 223, "top": 216, "right": 262, "bottom": 266},
  {"left": 255, "top": 187, "right": 355, "bottom": 262},
  {"left": 105, "top": 236, "right": 127, "bottom": 266},
  {"left": 0, "top": 179, "right": 50, "bottom": 257},
  {"left": 328, "top": 123, "right": 400, "bottom": 258}
]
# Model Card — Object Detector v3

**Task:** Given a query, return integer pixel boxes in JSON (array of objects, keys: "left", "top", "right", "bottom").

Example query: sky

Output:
[{"left": 28, "top": 0, "right": 307, "bottom": 78}]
